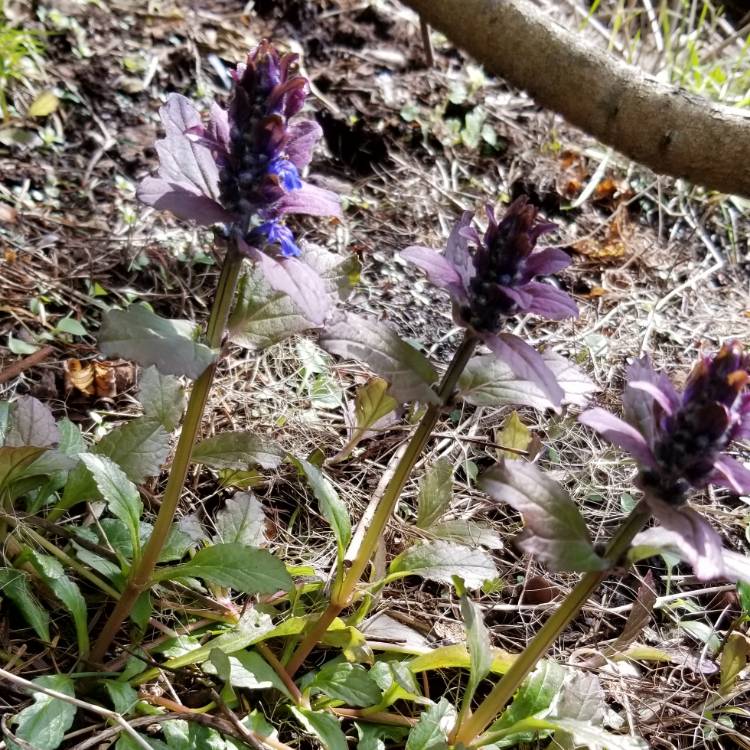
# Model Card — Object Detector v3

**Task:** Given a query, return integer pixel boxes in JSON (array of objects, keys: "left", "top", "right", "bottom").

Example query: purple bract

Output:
[
  {"left": 400, "top": 197, "right": 578, "bottom": 407},
  {"left": 136, "top": 42, "right": 340, "bottom": 257}
]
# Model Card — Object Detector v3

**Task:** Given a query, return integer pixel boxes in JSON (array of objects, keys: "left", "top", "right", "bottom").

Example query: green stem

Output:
[
  {"left": 453, "top": 501, "right": 652, "bottom": 747},
  {"left": 90, "top": 243, "right": 244, "bottom": 663},
  {"left": 285, "top": 333, "right": 478, "bottom": 676}
]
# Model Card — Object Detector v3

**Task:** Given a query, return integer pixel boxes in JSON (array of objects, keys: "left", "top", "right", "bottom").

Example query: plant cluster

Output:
[{"left": 1, "top": 40, "right": 749, "bottom": 750}]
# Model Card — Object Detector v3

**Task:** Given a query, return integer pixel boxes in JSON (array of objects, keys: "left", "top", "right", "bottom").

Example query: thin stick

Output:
[
  {"left": 420, "top": 17, "right": 435, "bottom": 67},
  {"left": 0, "top": 345, "right": 55, "bottom": 385},
  {"left": 0, "top": 667, "right": 153, "bottom": 750}
]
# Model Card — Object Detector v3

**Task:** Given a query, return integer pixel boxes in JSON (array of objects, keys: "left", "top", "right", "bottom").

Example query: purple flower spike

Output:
[
  {"left": 580, "top": 341, "right": 750, "bottom": 503},
  {"left": 401, "top": 197, "right": 578, "bottom": 407},
  {"left": 136, "top": 40, "right": 341, "bottom": 261}
]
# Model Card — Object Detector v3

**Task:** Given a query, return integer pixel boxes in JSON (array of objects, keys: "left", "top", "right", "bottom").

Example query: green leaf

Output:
[
  {"left": 487, "top": 661, "right": 566, "bottom": 745},
  {"left": 13, "top": 674, "right": 77, "bottom": 750},
  {"left": 430, "top": 519, "right": 503, "bottom": 549},
  {"left": 291, "top": 707, "right": 348, "bottom": 750},
  {"left": 98, "top": 304, "right": 217, "bottom": 380},
  {"left": 545, "top": 718, "right": 648, "bottom": 750},
  {"left": 5, "top": 396, "right": 59, "bottom": 447},
  {"left": 356, "top": 724, "right": 409, "bottom": 750},
  {"left": 390, "top": 541, "right": 497, "bottom": 590},
  {"left": 0, "top": 567, "right": 50, "bottom": 641},
  {"left": 95, "top": 418, "right": 170, "bottom": 484},
  {"left": 480, "top": 461, "right": 607, "bottom": 572},
  {"left": 720, "top": 632, "right": 749, "bottom": 696},
  {"left": 496, "top": 411, "right": 531, "bottom": 459},
  {"left": 79, "top": 454, "right": 143, "bottom": 556},
  {"left": 105, "top": 681, "right": 139, "bottom": 716},
  {"left": 213, "top": 492, "right": 266, "bottom": 547},
  {"left": 23, "top": 550, "right": 89, "bottom": 657},
  {"left": 416, "top": 458, "right": 453, "bottom": 528},
  {"left": 406, "top": 699, "right": 456, "bottom": 750},
  {"left": 229, "top": 245, "right": 360, "bottom": 352},
  {"left": 0, "top": 446, "right": 47, "bottom": 491},
  {"left": 320, "top": 313, "right": 439, "bottom": 404},
  {"left": 131, "top": 589, "right": 152, "bottom": 631},
  {"left": 55, "top": 316, "right": 87, "bottom": 336},
  {"left": 292, "top": 458, "right": 351, "bottom": 563},
  {"left": 310, "top": 662, "right": 383, "bottom": 707},
  {"left": 192, "top": 431, "right": 285, "bottom": 470},
  {"left": 458, "top": 352, "right": 597, "bottom": 411},
  {"left": 203, "top": 649, "right": 290, "bottom": 696},
  {"left": 460, "top": 594, "right": 492, "bottom": 711},
  {"left": 7, "top": 334, "right": 39, "bottom": 355},
  {"left": 137, "top": 367, "right": 186, "bottom": 431},
  {"left": 340, "top": 377, "right": 398, "bottom": 458},
  {"left": 155, "top": 543, "right": 291, "bottom": 594}
]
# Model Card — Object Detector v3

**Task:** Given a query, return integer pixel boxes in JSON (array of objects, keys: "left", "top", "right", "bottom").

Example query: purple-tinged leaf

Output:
[
  {"left": 241, "top": 242, "right": 331, "bottom": 326},
  {"left": 578, "top": 408, "right": 655, "bottom": 467},
  {"left": 160, "top": 93, "right": 202, "bottom": 138},
  {"left": 480, "top": 461, "right": 607, "bottom": 572},
  {"left": 154, "top": 138, "right": 220, "bottom": 203},
  {"left": 458, "top": 351, "right": 597, "bottom": 411},
  {"left": 137, "top": 177, "right": 232, "bottom": 226},
  {"left": 286, "top": 120, "right": 323, "bottom": 170},
  {"left": 229, "top": 244, "right": 359, "bottom": 352},
  {"left": 499, "top": 284, "right": 535, "bottom": 311},
  {"left": 637, "top": 497, "right": 726, "bottom": 581},
  {"left": 400, "top": 246, "right": 467, "bottom": 303},
  {"left": 98, "top": 304, "right": 217, "bottom": 380},
  {"left": 522, "top": 281, "right": 579, "bottom": 320},
  {"left": 523, "top": 247, "right": 571, "bottom": 278},
  {"left": 277, "top": 182, "right": 342, "bottom": 218},
  {"left": 320, "top": 313, "right": 439, "bottom": 404},
  {"left": 721, "top": 550, "right": 750, "bottom": 585},
  {"left": 483, "top": 332, "right": 564, "bottom": 408},
  {"left": 5, "top": 396, "right": 59, "bottom": 448},
  {"left": 207, "top": 101, "right": 230, "bottom": 150},
  {"left": 710, "top": 455, "right": 750, "bottom": 494}
]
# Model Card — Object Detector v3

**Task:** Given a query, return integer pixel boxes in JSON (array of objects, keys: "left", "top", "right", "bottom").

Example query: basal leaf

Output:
[
  {"left": 292, "top": 458, "right": 351, "bottom": 562},
  {"left": 98, "top": 304, "right": 217, "bottom": 380},
  {"left": 0, "top": 567, "right": 50, "bottom": 641},
  {"left": 155, "top": 543, "right": 291, "bottom": 594},
  {"left": 79, "top": 454, "right": 143, "bottom": 556},
  {"left": 309, "top": 662, "right": 383, "bottom": 707},
  {"left": 95, "top": 418, "right": 170, "bottom": 484},
  {"left": 320, "top": 313, "right": 439, "bottom": 404},
  {"left": 138, "top": 367, "right": 186, "bottom": 431},
  {"left": 13, "top": 674, "right": 77, "bottom": 750},
  {"left": 203, "top": 649, "right": 290, "bottom": 696},
  {"left": 480, "top": 461, "right": 607, "bottom": 572},
  {"left": 390, "top": 541, "right": 497, "bottom": 590},
  {"left": 416, "top": 458, "right": 453, "bottom": 529},
  {"left": 291, "top": 707, "right": 348, "bottom": 750},
  {"left": 546, "top": 718, "right": 648, "bottom": 750},
  {"left": 105, "top": 681, "right": 139, "bottom": 716},
  {"left": 23, "top": 550, "right": 89, "bottom": 657},
  {"left": 338, "top": 377, "right": 399, "bottom": 458},
  {"left": 406, "top": 698, "right": 456, "bottom": 750},
  {"left": 192, "top": 431, "right": 285, "bottom": 470},
  {"left": 4, "top": 396, "right": 59, "bottom": 447},
  {"left": 213, "top": 492, "right": 266, "bottom": 547}
]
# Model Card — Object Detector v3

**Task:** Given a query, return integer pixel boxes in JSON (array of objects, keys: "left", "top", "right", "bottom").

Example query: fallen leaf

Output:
[
  {"left": 63, "top": 359, "right": 135, "bottom": 398},
  {"left": 0, "top": 203, "right": 17, "bottom": 224},
  {"left": 64, "top": 359, "right": 95, "bottom": 396},
  {"left": 27, "top": 90, "right": 60, "bottom": 118}
]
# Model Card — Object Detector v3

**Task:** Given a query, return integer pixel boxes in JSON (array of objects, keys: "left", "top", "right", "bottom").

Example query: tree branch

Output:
[{"left": 402, "top": 0, "right": 750, "bottom": 198}]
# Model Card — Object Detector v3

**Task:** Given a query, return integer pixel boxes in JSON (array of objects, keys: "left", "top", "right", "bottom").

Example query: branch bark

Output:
[{"left": 406, "top": 0, "right": 750, "bottom": 198}]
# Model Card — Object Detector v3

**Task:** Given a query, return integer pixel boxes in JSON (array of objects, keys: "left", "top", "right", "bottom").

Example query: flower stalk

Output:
[
  {"left": 453, "top": 500, "right": 652, "bottom": 746},
  {"left": 284, "top": 332, "right": 479, "bottom": 676},
  {"left": 90, "top": 242, "right": 244, "bottom": 663}
]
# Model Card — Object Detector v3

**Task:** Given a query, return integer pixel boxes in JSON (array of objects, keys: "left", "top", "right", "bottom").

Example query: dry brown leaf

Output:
[
  {"left": 63, "top": 359, "right": 135, "bottom": 398},
  {"left": 64, "top": 359, "right": 95, "bottom": 395},
  {"left": 0, "top": 203, "right": 17, "bottom": 224}
]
